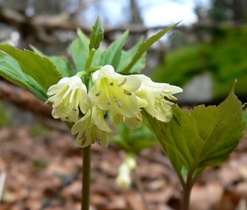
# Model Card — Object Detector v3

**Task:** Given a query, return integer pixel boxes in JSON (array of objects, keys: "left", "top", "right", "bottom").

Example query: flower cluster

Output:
[{"left": 47, "top": 65, "right": 182, "bottom": 148}]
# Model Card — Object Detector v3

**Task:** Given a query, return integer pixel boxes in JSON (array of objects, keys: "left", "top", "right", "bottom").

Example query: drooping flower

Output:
[
  {"left": 112, "top": 112, "right": 143, "bottom": 129},
  {"left": 89, "top": 65, "right": 142, "bottom": 119},
  {"left": 116, "top": 153, "right": 136, "bottom": 188},
  {"left": 47, "top": 76, "right": 91, "bottom": 122},
  {"left": 116, "top": 164, "right": 132, "bottom": 188},
  {"left": 71, "top": 105, "right": 111, "bottom": 148},
  {"left": 135, "top": 74, "right": 183, "bottom": 122}
]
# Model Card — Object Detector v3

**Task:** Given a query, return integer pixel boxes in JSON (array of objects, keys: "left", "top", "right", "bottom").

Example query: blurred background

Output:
[{"left": 1, "top": 0, "right": 247, "bottom": 105}]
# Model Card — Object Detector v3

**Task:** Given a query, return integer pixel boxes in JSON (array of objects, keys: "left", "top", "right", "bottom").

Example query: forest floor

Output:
[{"left": 0, "top": 116, "right": 247, "bottom": 210}]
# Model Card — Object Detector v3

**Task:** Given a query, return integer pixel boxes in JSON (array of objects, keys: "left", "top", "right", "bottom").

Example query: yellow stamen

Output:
[
  {"left": 115, "top": 100, "right": 122, "bottom": 107},
  {"left": 95, "top": 91, "right": 101, "bottom": 96},
  {"left": 124, "top": 89, "right": 132, "bottom": 96}
]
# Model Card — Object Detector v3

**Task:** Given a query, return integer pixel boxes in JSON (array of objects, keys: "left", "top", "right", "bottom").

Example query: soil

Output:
[{"left": 0, "top": 119, "right": 247, "bottom": 210}]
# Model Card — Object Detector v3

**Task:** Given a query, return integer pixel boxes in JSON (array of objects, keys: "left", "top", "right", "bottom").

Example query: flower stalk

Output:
[
  {"left": 133, "top": 168, "right": 150, "bottom": 210},
  {"left": 182, "top": 170, "right": 195, "bottom": 210},
  {"left": 81, "top": 145, "right": 91, "bottom": 210}
]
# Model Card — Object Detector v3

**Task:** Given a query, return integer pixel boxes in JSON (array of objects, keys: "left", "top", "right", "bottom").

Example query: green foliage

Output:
[
  {"left": 101, "top": 30, "right": 129, "bottom": 69},
  {"left": 116, "top": 37, "right": 145, "bottom": 73},
  {"left": 208, "top": 0, "right": 229, "bottom": 22},
  {"left": 0, "top": 18, "right": 178, "bottom": 102},
  {"left": 111, "top": 122, "right": 157, "bottom": 154},
  {"left": 89, "top": 17, "right": 104, "bottom": 50},
  {"left": 69, "top": 29, "right": 90, "bottom": 71},
  {"left": 48, "top": 56, "right": 73, "bottom": 77},
  {"left": 121, "top": 22, "right": 179, "bottom": 74},
  {"left": 152, "top": 27, "right": 247, "bottom": 101},
  {"left": 244, "top": 109, "right": 247, "bottom": 124},
  {"left": 30, "top": 45, "right": 73, "bottom": 77},
  {"left": 69, "top": 22, "right": 177, "bottom": 75},
  {"left": 0, "top": 44, "right": 62, "bottom": 100},
  {"left": 153, "top": 45, "right": 205, "bottom": 86},
  {"left": 143, "top": 88, "right": 246, "bottom": 185}
]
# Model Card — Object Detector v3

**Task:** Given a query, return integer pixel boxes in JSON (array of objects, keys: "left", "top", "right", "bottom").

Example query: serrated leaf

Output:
[
  {"left": 143, "top": 89, "right": 246, "bottom": 183},
  {"left": 69, "top": 29, "right": 90, "bottom": 71},
  {"left": 0, "top": 51, "right": 48, "bottom": 100},
  {"left": 49, "top": 56, "right": 73, "bottom": 77},
  {"left": 89, "top": 17, "right": 104, "bottom": 50},
  {"left": 0, "top": 44, "right": 61, "bottom": 90},
  {"left": 101, "top": 30, "right": 129, "bottom": 69},
  {"left": 30, "top": 45, "right": 72, "bottom": 77},
  {"left": 121, "top": 22, "right": 179, "bottom": 74}
]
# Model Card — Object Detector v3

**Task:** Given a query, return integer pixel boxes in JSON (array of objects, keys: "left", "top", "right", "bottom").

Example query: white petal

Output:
[
  {"left": 68, "top": 76, "right": 86, "bottom": 90},
  {"left": 91, "top": 106, "right": 111, "bottom": 132},
  {"left": 71, "top": 111, "right": 91, "bottom": 135},
  {"left": 58, "top": 77, "right": 70, "bottom": 84},
  {"left": 163, "top": 85, "right": 183, "bottom": 94},
  {"left": 119, "top": 75, "right": 141, "bottom": 92}
]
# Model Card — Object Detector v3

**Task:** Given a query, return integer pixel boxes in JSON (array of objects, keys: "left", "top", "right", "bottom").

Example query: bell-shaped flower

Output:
[
  {"left": 116, "top": 164, "right": 132, "bottom": 188},
  {"left": 71, "top": 105, "right": 111, "bottom": 148},
  {"left": 135, "top": 75, "right": 183, "bottom": 122},
  {"left": 47, "top": 76, "right": 91, "bottom": 122},
  {"left": 112, "top": 112, "right": 143, "bottom": 129},
  {"left": 89, "top": 65, "right": 141, "bottom": 118},
  {"left": 116, "top": 153, "right": 136, "bottom": 188}
]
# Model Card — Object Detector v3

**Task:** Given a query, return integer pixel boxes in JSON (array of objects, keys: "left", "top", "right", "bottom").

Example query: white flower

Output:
[
  {"left": 135, "top": 74, "right": 183, "bottom": 122},
  {"left": 116, "top": 164, "right": 132, "bottom": 188},
  {"left": 89, "top": 65, "right": 141, "bottom": 118},
  {"left": 112, "top": 112, "right": 143, "bottom": 129},
  {"left": 125, "top": 153, "right": 136, "bottom": 170},
  {"left": 71, "top": 105, "right": 111, "bottom": 148},
  {"left": 116, "top": 153, "right": 136, "bottom": 188},
  {"left": 47, "top": 76, "right": 91, "bottom": 122}
]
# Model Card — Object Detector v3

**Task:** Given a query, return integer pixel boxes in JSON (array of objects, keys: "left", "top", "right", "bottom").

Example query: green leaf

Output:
[
  {"left": 69, "top": 29, "right": 90, "bottom": 71},
  {"left": 30, "top": 45, "right": 72, "bottom": 77},
  {"left": 244, "top": 109, "right": 247, "bottom": 124},
  {"left": 0, "top": 44, "right": 61, "bottom": 90},
  {"left": 143, "top": 88, "right": 246, "bottom": 184},
  {"left": 91, "top": 49, "right": 102, "bottom": 66},
  {"left": 101, "top": 30, "right": 129, "bottom": 69},
  {"left": 49, "top": 56, "right": 73, "bottom": 77},
  {"left": 116, "top": 37, "right": 145, "bottom": 73},
  {"left": 0, "top": 51, "right": 48, "bottom": 100},
  {"left": 89, "top": 17, "right": 104, "bottom": 50},
  {"left": 111, "top": 122, "right": 156, "bottom": 154},
  {"left": 121, "top": 22, "right": 179, "bottom": 74}
]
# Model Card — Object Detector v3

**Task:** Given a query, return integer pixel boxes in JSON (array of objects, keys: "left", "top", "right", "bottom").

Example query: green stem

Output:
[
  {"left": 182, "top": 172, "right": 194, "bottom": 210},
  {"left": 82, "top": 145, "right": 91, "bottom": 210},
  {"left": 85, "top": 48, "right": 96, "bottom": 70},
  {"left": 80, "top": 45, "right": 97, "bottom": 210},
  {"left": 133, "top": 168, "right": 150, "bottom": 210}
]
